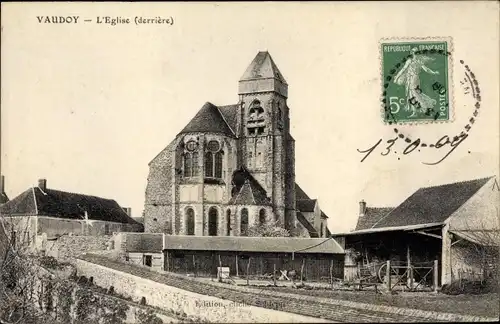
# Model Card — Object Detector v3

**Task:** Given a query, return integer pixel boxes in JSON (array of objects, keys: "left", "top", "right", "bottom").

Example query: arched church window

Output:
[
  {"left": 183, "top": 153, "right": 192, "bottom": 177},
  {"left": 240, "top": 208, "right": 248, "bottom": 236},
  {"left": 214, "top": 152, "right": 223, "bottom": 178},
  {"left": 205, "top": 152, "right": 213, "bottom": 177},
  {"left": 183, "top": 140, "right": 199, "bottom": 178},
  {"left": 259, "top": 209, "right": 266, "bottom": 225},
  {"left": 204, "top": 140, "right": 223, "bottom": 179},
  {"left": 208, "top": 207, "right": 218, "bottom": 236},
  {"left": 320, "top": 222, "right": 324, "bottom": 238},
  {"left": 185, "top": 208, "right": 195, "bottom": 235},
  {"left": 191, "top": 152, "right": 199, "bottom": 176},
  {"left": 226, "top": 209, "right": 231, "bottom": 236}
]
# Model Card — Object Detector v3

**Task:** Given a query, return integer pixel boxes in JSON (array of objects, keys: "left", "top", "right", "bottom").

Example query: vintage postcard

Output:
[{"left": 1, "top": 2, "right": 499, "bottom": 323}]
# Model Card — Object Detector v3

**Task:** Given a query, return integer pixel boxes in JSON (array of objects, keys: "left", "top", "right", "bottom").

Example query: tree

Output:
[{"left": 247, "top": 220, "right": 290, "bottom": 237}]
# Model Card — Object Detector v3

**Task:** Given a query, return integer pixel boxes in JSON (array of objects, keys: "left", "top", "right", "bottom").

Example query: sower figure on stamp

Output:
[{"left": 393, "top": 47, "right": 440, "bottom": 117}]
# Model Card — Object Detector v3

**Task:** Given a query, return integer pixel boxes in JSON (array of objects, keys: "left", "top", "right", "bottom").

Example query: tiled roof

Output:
[
  {"left": 295, "top": 183, "right": 311, "bottom": 200},
  {"left": 372, "top": 177, "right": 493, "bottom": 229},
  {"left": 0, "top": 186, "right": 141, "bottom": 225},
  {"left": 355, "top": 207, "right": 394, "bottom": 231},
  {"left": 229, "top": 167, "right": 270, "bottom": 205},
  {"left": 296, "top": 212, "right": 319, "bottom": 238},
  {"left": 240, "top": 51, "right": 287, "bottom": 84},
  {"left": 297, "top": 199, "right": 317, "bottom": 213},
  {"left": 218, "top": 104, "right": 239, "bottom": 135},
  {"left": 163, "top": 235, "right": 344, "bottom": 254},
  {"left": 178, "top": 102, "right": 235, "bottom": 137}
]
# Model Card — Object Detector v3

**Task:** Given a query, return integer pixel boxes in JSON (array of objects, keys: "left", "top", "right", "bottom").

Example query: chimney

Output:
[
  {"left": 123, "top": 207, "right": 132, "bottom": 217},
  {"left": 38, "top": 179, "right": 47, "bottom": 191},
  {"left": 359, "top": 200, "right": 366, "bottom": 217},
  {"left": 0, "top": 175, "right": 4, "bottom": 193}
]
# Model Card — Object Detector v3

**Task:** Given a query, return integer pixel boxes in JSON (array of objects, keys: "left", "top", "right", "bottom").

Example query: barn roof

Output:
[
  {"left": 0, "top": 186, "right": 141, "bottom": 226},
  {"left": 163, "top": 235, "right": 344, "bottom": 254},
  {"left": 372, "top": 177, "right": 493, "bottom": 229}
]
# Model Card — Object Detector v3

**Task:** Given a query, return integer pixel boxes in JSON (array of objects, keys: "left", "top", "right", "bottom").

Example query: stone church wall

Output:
[{"left": 144, "top": 142, "right": 174, "bottom": 234}]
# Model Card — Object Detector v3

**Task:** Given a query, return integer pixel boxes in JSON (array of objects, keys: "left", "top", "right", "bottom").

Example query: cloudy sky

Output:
[{"left": 2, "top": 2, "right": 498, "bottom": 232}]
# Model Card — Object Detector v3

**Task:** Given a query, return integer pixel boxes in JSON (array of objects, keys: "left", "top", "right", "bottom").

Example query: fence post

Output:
[
  {"left": 433, "top": 259, "right": 439, "bottom": 292},
  {"left": 386, "top": 260, "right": 391, "bottom": 291}
]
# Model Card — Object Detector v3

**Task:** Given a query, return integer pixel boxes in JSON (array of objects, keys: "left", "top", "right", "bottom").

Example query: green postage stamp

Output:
[{"left": 381, "top": 38, "right": 452, "bottom": 124}]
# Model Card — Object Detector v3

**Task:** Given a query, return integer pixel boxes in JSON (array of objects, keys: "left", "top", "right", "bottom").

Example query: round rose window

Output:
[{"left": 207, "top": 140, "right": 220, "bottom": 152}]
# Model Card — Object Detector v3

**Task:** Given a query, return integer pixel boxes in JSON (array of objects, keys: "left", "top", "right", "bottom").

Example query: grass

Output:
[{"left": 257, "top": 285, "right": 500, "bottom": 318}]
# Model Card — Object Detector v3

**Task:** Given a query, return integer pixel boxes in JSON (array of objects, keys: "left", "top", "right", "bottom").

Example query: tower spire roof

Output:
[
  {"left": 240, "top": 51, "right": 287, "bottom": 84},
  {"left": 238, "top": 51, "right": 288, "bottom": 97}
]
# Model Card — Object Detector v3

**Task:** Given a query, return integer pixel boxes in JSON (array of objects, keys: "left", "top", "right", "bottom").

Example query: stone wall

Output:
[
  {"left": 74, "top": 258, "right": 323, "bottom": 323},
  {"left": 44, "top": 235, "right": 113, "bottom": 260}
]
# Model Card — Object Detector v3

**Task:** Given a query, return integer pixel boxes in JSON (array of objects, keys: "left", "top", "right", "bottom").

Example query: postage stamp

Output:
[{"left": 381, "top": 38, "right": 453, "bottom": 124}]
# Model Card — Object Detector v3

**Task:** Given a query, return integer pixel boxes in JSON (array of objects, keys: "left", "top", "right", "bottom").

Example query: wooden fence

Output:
[{"left": 380, "top": 260, "right": 439, "bottom": 292}]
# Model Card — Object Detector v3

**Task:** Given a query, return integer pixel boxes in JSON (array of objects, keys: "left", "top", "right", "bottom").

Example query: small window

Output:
[
  {"left": 144, "top": 255, "right": 152, "bottom": 267},
  {"left": 125, "top": 255, "right": 130, "bottom": 262},
  {"left": 104, "top": 223, "right": 111, "bottom": 235}
]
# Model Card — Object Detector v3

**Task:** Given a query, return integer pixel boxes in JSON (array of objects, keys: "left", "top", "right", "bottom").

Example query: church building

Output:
[{"left": 144, "top": 51, "right": 330, "bottom": 238}]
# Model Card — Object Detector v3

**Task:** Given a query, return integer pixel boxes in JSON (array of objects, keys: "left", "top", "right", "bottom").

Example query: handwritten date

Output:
[{"left": 357, "top": 132, "right": 468, "bottom": 165}]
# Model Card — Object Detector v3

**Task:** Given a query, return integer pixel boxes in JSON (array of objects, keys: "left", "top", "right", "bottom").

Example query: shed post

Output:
[
  {"left": 165, "top": 250, "right": 169, "bottom": 272},
  {"left": 235, "top": 254, "right": 239, "bottom": 277},
  {"left": 301, "top": 258, "right": 305, "bottom": 285},
  {"left": 246, "top": 257, "right": 251, "bottom": 286},
  {"left": 330, "top": 259, "right": 334, "bottom": 289},
  {"left": 193, "top": 254, "right": 196, "bottom": 277},
  {"left": 433, "top": 259, "right": 439, "bottom": 292},
  {"left": 407, "top": 244, "right": 413, "bottom": 290},
  {"left": 218, "top": 254, "right": 222, "bottom": 282},
  {"left": 386, "top": 260, "right": 391, "bottom": 291},
  {"left": 273, "top": 262, "right": 277, "bottom": 286}
]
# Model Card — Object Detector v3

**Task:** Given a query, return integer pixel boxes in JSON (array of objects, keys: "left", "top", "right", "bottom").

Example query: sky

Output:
[{"left": 1, "top": 2, "right": 499, "bottom": 233}]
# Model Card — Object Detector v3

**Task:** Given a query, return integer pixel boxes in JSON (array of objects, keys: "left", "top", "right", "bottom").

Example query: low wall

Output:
[{"left": 74, "top": 258, "right": 326, "bottom": 323}]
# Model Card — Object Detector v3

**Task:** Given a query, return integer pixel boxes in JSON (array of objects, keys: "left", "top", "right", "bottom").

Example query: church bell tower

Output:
[{"left": 236, "top": 51, "right": 296, "bottom": 231}]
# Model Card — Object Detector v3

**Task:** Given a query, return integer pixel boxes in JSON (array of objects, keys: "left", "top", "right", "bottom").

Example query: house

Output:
[
  {"left": 144, "top": 51, "right": 330, "bottom": 238},
  {"left": 115, "top": 232, "right": 345, "bottom": 281},
  {"left": 332, "top": 176, "right": 500, "bottom": 286},
  {"left": 0, "top": 178, "right": 144, "bottom": 252}
]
